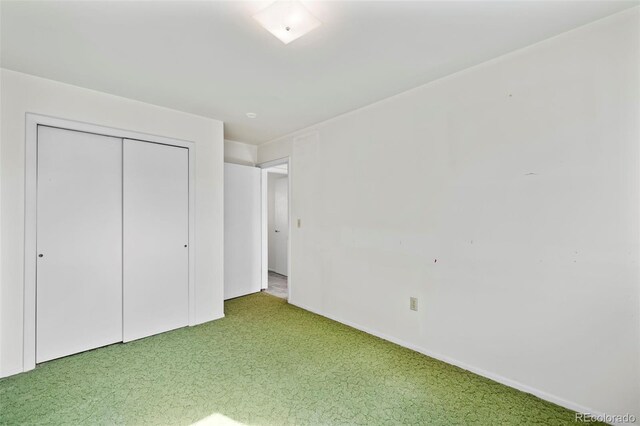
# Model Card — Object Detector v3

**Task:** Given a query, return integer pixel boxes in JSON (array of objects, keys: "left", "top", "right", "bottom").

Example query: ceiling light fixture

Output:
[
  {"left": 246, "top": 112, "right": 257, "bottom": 119},
  {"left": 253, "top": 0, "right": 321, "bottom": 45}
]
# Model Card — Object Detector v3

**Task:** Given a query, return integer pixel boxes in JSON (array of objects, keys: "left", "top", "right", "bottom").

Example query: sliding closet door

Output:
[
  {"left": 123, "top": 139, "right": 189, "bottom": 342},
  {"left": 36, "top": 126, "right": 123, "bottom": 363}
]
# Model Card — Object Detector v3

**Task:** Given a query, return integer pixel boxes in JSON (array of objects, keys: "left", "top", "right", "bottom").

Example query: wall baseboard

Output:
[
  {"left": 0, "top": 365, "right": 25, "bottom": 379},
  {"left": 289, "top": 299, "right": 611, "bottom": 423},
  {"left": 194, "top": 313, "right": 225, "bottom": 326}
]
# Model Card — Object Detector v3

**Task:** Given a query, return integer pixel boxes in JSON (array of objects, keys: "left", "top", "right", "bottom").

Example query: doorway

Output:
[{"left": 261, "top": 160, "right": 289, "bottom": 299}]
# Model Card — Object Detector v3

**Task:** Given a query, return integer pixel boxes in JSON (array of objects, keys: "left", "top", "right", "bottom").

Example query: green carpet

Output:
[{"left": 1, "top": 293, "right": 584, "bottom": 425}]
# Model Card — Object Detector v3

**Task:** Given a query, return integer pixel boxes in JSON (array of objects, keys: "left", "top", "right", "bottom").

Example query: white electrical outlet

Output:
[{"left": 410, "top": 297, "right": 418, "bottom": 311}]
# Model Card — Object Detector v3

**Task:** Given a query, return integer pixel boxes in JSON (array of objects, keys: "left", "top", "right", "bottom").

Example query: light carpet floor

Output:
[{"left": 0, "top": 293, "right": 587, "bottom": 425}]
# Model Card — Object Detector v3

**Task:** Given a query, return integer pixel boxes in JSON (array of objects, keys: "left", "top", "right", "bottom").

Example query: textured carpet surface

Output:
[{"left": 1, "top": 293, "right": 585, "bottom": 425}]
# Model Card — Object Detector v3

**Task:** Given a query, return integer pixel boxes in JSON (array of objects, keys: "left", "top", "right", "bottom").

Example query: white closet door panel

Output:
[
  {"left": 123, "top": 139, "right": 189, "bottom": 342},
  {"left": 224, "top": 163, "right": 262, "bottom": 300},
  {"left": 36, "top": 126, "right": 122, "bottom": 363}
]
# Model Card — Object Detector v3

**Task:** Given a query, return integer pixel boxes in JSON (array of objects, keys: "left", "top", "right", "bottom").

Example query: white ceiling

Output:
[{"left": 1, "top": 1, "right": 637, "bottom": 144}]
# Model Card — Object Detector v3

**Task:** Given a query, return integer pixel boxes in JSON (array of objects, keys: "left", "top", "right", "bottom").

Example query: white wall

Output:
[
  {"left": 224, "top": 139, "right": 257, "bottom": 166},
  {"left": 258, "top": 8, "right": 640, "bottom": 420},
  {"left": 0, "top": 69, "right": 225, "bottom": 377}
]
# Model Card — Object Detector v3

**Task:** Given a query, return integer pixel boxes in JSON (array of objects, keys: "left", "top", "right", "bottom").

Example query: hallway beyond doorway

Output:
[{"left": 265, "top": 271, "right": 288, "bottom": 299}]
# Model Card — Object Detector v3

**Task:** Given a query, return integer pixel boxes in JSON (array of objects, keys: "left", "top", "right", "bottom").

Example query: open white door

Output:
[
  {"left": 269, "top": 175, "right": 289, "bottom": 275},
  {"left": 36, "top": 126, "right": 123, "bottom": 363},
  {"left": 224, "top": 163, "right": 262, "bottom": 299},
  {"left": 123, "top": 139, "right": 189, "bottom": 342}
]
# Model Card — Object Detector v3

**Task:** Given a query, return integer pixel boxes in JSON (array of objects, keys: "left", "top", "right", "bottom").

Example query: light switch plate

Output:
[{"left": 410, "top": 297, "right": 418, "bottom": 311}]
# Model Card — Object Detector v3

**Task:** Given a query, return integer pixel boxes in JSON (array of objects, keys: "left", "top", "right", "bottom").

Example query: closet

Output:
[{"left": 36, "top": 126, "right": 190, "bottom": 363}]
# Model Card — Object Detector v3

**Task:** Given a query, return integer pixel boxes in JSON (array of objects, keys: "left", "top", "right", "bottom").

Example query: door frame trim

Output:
[
  {"left": 257, "top": 157, "right": 291, "bottom": 299},
  {"left": 24, "top": 113, "right": 196, "bottom": 373}
]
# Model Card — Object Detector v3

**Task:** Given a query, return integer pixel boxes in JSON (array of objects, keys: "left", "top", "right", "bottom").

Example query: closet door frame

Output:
[{"left": 24, "top": 113, "right": 196, "bottom": 373}]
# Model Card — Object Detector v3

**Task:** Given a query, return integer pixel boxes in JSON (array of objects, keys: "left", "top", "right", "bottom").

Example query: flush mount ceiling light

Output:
[
  {"left": 246, "top": 112, "right": 257, "bottom": 118},
  {"left": 253, "top": 0, "right": 321, "bottom": 45}
]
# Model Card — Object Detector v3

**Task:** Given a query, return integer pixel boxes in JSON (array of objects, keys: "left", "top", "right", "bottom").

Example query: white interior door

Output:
[
  {"left": 36, "top": 126, "right": 123, "bottom": 363},
  {"left": 272, "top": 176, "right": 289, "bottom": 276},
  {"left": 224, "top": 163, "right": 262, "bottom": 300},
  {"left": 123, "top": 139, "right": 189, "bottom": 342}
]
